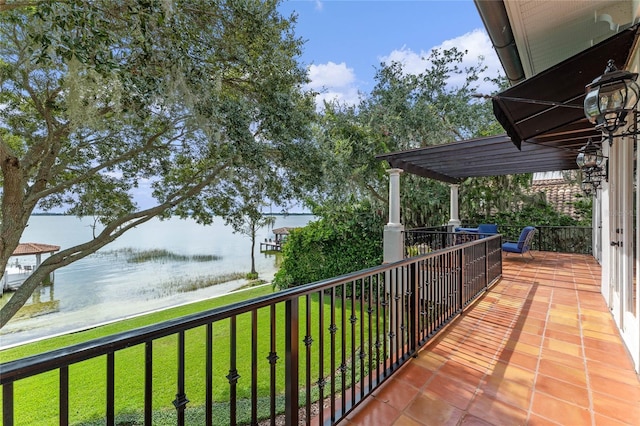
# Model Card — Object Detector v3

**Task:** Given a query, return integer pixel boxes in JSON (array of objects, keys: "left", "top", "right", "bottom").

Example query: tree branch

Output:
[
  {"left": 0, "top": 162, "right": 229, "bottom": 328},
  {"left": 0, "top": 0, "right": 44, "bottom": 12},
  {"left": 30, "top": 123, "right": 176, "bottom": 201}
]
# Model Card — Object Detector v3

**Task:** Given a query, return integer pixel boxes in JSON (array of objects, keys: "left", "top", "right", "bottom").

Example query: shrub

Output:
[{"left": 273, "top": 203, "right": 385, "bottom": 289}]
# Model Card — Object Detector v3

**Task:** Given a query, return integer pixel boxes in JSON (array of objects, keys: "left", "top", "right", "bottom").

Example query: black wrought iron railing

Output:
[
  {"left": 0, "top": 236, "right": 502, "bottom": 426},
  {"left": 404, "top": 230, "right": 487, "bottom": 256},
  {"left": 406, "top": 225, "right": 593, "bottom": 255},
  {"left": 498, "top": 225, "right": 592, "bottom": 254}
]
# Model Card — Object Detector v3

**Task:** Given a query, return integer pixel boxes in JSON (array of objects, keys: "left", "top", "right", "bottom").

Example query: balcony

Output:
[
  {"left": 2, "top": 238, "right": 639, "bottom": 425},
  {"left": 340, "top": 251, "right": 640, "bottom": 425},
  {"left": 1, "top": 235, "right": 502, "bottom": 425}
]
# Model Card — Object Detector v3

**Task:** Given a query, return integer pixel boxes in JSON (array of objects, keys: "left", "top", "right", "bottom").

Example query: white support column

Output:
[
  {"left": 447, "top": 184, "right": 461, "bottom": 230},
  {"left": 383, "top": 168, "right": 404, "bottom": 263}
]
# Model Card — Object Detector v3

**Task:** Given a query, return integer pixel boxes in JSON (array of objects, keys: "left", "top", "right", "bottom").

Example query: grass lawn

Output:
[{"left": 1, "top": 285, "right": 379, "bottom": 425}]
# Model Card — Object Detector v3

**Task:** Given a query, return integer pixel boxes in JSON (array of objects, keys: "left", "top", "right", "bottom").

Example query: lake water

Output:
[{"left": 0, "top": 214, "right": 313, "bottom": 347}]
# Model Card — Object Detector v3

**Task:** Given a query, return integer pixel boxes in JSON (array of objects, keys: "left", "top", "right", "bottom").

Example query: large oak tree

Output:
[
  {"left": 315, "top": 48, "right": 511, "bottom": 228},
  {"left": 0, "top": 0, "right": 321, "bottom": 327}
]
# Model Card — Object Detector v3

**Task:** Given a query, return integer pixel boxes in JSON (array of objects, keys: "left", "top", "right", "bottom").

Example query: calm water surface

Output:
[{"left": 1, "top": 214, "right": 313, "bottom": 347}]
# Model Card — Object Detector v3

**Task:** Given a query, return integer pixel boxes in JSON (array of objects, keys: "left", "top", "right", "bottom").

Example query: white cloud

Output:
[
  {"left": 438, "top": 29, "right": 503, "bottom": 89},
  {"left": 305, "top": 30, "right": 503, "bottom": 109},
  {"left": 380, "top": 29, "right": 503, "bottom": 94},
  {"left": 381, "top": 46, "right": 425, "bottom": 76},
  {"left": 307, "top": 61, "right": 355, "bottom": 89},
  {"left": 306, "top": 61, "right": 360, "bottom": 107}
]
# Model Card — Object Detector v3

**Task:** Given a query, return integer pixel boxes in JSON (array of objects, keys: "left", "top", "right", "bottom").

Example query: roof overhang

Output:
[
  {"left": 475, "top": 1, "right": 637, "bottom": 83},
  {"left": 376, "top": 134, "right": 578, "bottom": 184},
  {"left": 493, "top": 23, "right": 640, "bottom": 150},
  {"left": 376, "top": 24, "right": 640, "bottom": 183}
]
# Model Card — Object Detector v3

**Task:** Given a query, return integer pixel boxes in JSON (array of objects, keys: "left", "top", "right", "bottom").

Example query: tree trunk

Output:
[
  {"left": 0, "top": 267, "right": 52, "bottom": 327},
  {"left": 0, "top": 145, "right": 32, "bottom": 283},
  {"left": 250, "top": 222, "right": 257, "bottom": 275}
]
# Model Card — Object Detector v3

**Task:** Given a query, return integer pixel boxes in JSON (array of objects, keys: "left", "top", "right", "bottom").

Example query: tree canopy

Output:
[
  {"left": 273, "top": 47, "right": 573, "bottom": 289},
  {"left": 0, "top": 0, "right": 321, "bottom": 327},
  {"left": 312, "top": 47, "right": 516, "bottom": 229}
]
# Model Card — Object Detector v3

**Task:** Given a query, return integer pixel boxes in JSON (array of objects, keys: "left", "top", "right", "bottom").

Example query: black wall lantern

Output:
[
  {"left": 576, "top": 137, "right": 605, "bottom": 170},
  {"left": 576, "top": 138, "right": 607, "bottom": 195},
  {"left": 584, "top": 59, "right": 640, "bottom": 142}
]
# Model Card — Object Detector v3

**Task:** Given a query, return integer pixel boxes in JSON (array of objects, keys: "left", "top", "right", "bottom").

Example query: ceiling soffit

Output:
[{"left": 503, "top": 0, "right": 635, "bottom": 77}]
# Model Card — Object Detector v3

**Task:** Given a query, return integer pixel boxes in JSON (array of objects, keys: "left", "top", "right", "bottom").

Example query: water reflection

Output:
[
  {"left": 14, "top": 284, "right": 60, "bottom": 320},
  {"left": 0, "top": 284, "right": 61, "bottom": 320}
]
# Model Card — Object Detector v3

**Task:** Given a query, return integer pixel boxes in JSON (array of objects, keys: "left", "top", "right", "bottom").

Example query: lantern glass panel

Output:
[
  {"left": 594, "top": 147, "right": 604, "bottom": 167},
  {"left": 585, "top": 152, "right": 598, "bottom": 168},
  {"left": 598, "top": 81, "right": 629, "bottom": 113},
  {"left": 584, "top": 89, "right": 600, "bottom": 123},
  {"left": 626, "top": 79, "right": 640, "bottom": 110}
]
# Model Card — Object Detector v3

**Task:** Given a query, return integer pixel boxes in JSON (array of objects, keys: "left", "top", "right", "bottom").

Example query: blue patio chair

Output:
[
  {"left": 502, "top": 226, "right": 537, "bottom": 258},
  {"left": 477, "top": 223, "right": 498, "bottom": 237}
]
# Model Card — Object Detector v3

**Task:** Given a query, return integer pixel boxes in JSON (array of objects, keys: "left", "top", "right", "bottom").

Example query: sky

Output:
[{"left": 277, "top": 0, "right": 503, "bottom": 106}]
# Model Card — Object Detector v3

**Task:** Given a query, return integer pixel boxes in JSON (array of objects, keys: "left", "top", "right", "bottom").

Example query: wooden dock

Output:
[
  {"left": 259, "top": 227, "right": 297, "bottom": 252},
  {"left": 259, "top": 241, "right": 282, "bottom": 252}
]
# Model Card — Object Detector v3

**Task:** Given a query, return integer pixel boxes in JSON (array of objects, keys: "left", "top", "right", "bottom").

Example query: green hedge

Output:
[{"left": 274, "top": 204, "right": 384, "bottom": 289}]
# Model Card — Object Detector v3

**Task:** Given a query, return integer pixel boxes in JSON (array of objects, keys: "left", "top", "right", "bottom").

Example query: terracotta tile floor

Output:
[{"left": 340, "top": 251, "right": 640, "bottom": 426}]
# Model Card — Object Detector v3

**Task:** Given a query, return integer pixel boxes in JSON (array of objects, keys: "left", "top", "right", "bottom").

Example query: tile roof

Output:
[
  {"left": 12, "top": 243, "right": 61, "bottom": 256},
  {"left": 531, "top": 177, "right": 583, "bottom": 219}
]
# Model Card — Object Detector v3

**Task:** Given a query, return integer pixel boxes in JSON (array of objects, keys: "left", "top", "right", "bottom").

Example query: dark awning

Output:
[
  {"left": 377, "top": 134, "right": 578, "bottom": 184},
  {"left": 493, "top": 23, "right": 640, "bottom": 150},
  {"left": 376, "top": 24, "right": 639, "bottom": 183}
]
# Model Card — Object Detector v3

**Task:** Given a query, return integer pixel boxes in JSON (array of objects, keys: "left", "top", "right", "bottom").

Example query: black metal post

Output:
[
  {"left": 144, "top": 342, "right": 153, "bottom": 425},
  {"left": 227, "top": 317, "right": 239, "bottom": 426},
  {"left": 484, "top": 239, "right": 489, "bottom": 290},
  {"left": 285, "top": 297, "right": 299, "bottom": 425},
  {"left": 250, "top": 311, "right": 258, "bottom": 426},
  {"left": 268, "top": 305, "right": 278, "bottom": 425},
  {"left": 3, "top": 381, "right": 13, "bottom": 426},
  {"left": 459, "top": 249, "right": 465, "bottom": 311},
  {"left": 106, "top": 352, "right": 115, "bottom": 424},
  {"left": 206, "top": 323, "right": 213, "bottom": 426},
  {"left": 173, "top": 331, "right": 189, "bottom": 426},
  {"left": 59, "top": 366, "right": 69, "bottom": 426},
  {"left": 409, "top": 261, "right": 419, "bottom": 356},
  {"left": 304, "top": 294, "right": 312, "bottom": 426}
]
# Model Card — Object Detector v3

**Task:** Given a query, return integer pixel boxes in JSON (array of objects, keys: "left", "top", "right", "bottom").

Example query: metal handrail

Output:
[
  {"left": 492, "top": 225, "right": 592, "bottom": 254},
  {"left": 1, "top": 235, "right": 503, "bottom": 426},
  {"left": 405, "top": 225, "right": 593, "bottom": 255}
]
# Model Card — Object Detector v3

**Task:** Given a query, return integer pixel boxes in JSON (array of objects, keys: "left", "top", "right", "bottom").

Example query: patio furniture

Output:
[
  {"left": 455, "top": 224, "right": 499, "bottom": 240},
  {"left": 455, "top": 227, "right": 479, "bottom": 233},
  {"left": 477, "top": 223, "right": 498, "bottom": 238},
  {"left": 502, "top": 226, "right": 537, "bottom": 258}
]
